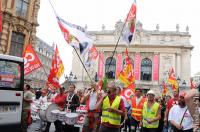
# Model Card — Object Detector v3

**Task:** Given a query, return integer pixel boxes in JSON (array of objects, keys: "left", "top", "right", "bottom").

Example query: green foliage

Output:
[{"left": 102, "top": 76, "right": 108, "bottom": 92}]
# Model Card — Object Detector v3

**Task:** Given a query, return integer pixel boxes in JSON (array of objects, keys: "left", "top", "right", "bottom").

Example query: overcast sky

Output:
[{"left": 36, "top": 0, "right": 200, "bottom": 79}]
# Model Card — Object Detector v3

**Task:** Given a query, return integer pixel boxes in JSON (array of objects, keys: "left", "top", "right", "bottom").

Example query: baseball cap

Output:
[{"left": 147, "top": 90, "right": 155, "bottom": 96}]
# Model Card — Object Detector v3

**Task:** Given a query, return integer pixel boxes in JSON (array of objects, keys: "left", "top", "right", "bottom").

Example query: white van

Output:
[{"left": 0, "top": 54, "right": 24, "bottom": 131}]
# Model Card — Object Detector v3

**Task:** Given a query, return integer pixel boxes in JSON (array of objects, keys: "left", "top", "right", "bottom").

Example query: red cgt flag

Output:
[
  {"left": 47, "top": 46, "right": 64, "bottom": 89},
  {"left": 23, "top": 44, "right": 42, "bottom": 75},
  {"left": 168, "top": 68, "right": 178, "bottom": 91},
  {"left": 162, "top": 81, "right": 168, "bottom": 96},
  {"left": 120, "top": 87, "right": 135, "bottom": 102}
]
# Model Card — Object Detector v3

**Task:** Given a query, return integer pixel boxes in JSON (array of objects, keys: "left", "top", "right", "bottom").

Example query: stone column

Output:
[{"left": 176, "top": 53, "right": 181, "bottom": 77}]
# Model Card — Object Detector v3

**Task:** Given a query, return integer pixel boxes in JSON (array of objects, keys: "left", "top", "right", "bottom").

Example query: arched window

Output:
[
  {"left": 105, "top": 57, "right": 116, "bottom": 79},
  {"left": 141, "top": 58, "right": 152, "bottom": 81},
  {"left": 123, "top": 57, "right": 134, "bottom": 68}
]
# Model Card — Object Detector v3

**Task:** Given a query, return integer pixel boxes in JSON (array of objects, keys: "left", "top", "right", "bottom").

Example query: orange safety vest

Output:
[{"left": 131, "top": 96, "right": 146, "bottom": 121}]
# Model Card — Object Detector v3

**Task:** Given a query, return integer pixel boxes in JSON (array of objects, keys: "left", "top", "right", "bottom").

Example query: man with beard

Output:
[
  {"left": 168, "top": 91, "right": 194, "bottom": 132},
  {"left": 164, "top": 89, "right": 179, "bottom": 131}
]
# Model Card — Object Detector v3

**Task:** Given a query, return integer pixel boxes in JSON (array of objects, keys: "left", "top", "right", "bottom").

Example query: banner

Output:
[
  {"left": 116, "top": 53, "right": 122, "bottom": 78},
  {"left": 98, "top": 52, "right": 104, "bottom": 79},
  {"left": 134, "top": 53, "right": 141, "bottom": 80},
  {"left": 23, "top": 44, "right": 42, "bottom": 75},
  {"left": 153, "top": 54, "right": 159, "bottom": 81}
]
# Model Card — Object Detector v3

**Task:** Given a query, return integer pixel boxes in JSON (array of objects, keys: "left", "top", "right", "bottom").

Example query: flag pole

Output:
[
  {"left": 106, "top": 22, "right": 127, "bottom": 74},
  {"left": 48, "top": 0, "right": 93, "bottom": 83},
  {"left": 72, "top": 47, "right": 93, "bottom": 83}
]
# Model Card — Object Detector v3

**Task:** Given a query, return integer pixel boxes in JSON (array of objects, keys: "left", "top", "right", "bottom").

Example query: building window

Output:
[
  {"left": 141, "top": 58, "right": 152, "bottom": 81},
  {"left": 15, "top": 0, "right": 29, "bottom": 17},
  {"left": 105, "top": 57, "right": 116, "bottom": 79},
  {"left": 123, "top": 57, "right": 134, "bottom": 68},
  {"left": 10, "top": 32, "right": 25, "bottom": 57}
]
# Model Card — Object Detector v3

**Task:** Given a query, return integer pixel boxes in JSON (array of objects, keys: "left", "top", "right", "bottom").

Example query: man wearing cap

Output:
[
  {"left": 141, "top": 90, "right": 161, "bottom": 132},
  {"left": 81, "top": 83, "right": 101, "bottom": 132},
  {"left": 96, "top": 81, "right": 126, "bottom": 132},
  {"left": 168, "top": 91, "right": 194, "bottom": 132}
]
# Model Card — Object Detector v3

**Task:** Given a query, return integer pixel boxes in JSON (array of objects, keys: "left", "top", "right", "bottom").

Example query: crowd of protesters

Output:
[{"left": 22, "top": 81, "right": 199, "bottom": 132}]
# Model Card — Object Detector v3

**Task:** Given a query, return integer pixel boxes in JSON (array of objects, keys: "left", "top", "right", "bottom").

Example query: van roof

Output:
[{"left": 0, "top": 54, "right": 23, "bottom": 62}]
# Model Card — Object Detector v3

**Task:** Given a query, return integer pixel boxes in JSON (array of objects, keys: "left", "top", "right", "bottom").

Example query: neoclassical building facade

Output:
[
  {"left": 0, "top": 0, "right": 40, "bottom": 56},
  {"left": 72, "top": 21, "right": 193, "bottom": 94}
]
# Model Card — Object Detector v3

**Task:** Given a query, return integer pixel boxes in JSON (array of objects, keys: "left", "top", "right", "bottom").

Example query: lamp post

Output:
[
  {"left": 177, "top": 76, "right": 187, "bottom": 91},
  {"left": 64, "top": 71, "right": 77, "bottom": 87}
]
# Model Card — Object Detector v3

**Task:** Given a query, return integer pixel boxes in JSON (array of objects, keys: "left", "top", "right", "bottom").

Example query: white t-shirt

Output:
[
  {"left": 38, "top": 96, "right": 47, "bottom": 105},
  {"left": 168, "top": 105, "right": 193, "bottom": 130},
  {"left": 89, "top": 92, "right": 97, "bottom": 110}
]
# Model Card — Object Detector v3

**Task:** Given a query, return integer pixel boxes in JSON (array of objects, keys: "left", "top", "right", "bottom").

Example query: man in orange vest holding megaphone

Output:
[{"left": 130, "top": 88, "right": 146, "bottom": 132}]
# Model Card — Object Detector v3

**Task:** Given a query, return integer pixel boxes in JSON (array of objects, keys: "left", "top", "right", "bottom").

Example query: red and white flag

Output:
[
  {"left": 122, "top": 0, "right": 137, "bottom": 45},
  {"left": 47, "top": 46, "right": 65, "bottom": 89},
  {"left": 120, "top": 87, "right": 134, "bottom": 102},
  {"left": 23, "top": 44, "right": 42, "bottom": 75}
]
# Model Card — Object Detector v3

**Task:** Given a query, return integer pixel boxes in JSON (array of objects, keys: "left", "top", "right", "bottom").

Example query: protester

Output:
[
  {"left": 22, "top": 84, "right": 33, "bottom": 132},
  {"left": 168, "top": 91, "right": 194, "bottom": 132},
  {"left": 51, "top": 87, "right": 67, "bottom": 132},
  {"left": 141, "top": 90, "right": 161, "bottom": 132},
  {"left": 130, "top": 88, "right": 146, "bottom": 132},
  {"left": 81, "top": 83, "right": 101, "bottom": 132},
  {"left": 63, "top": 84, "right": 80, "bottom": 132},
  {"left": 116, "top": 84, "right": 130, "bottom": 132},
  {"left": 96, "top": 81, "right": 125, "bottom": 132},
  {"left": 164, "top": 89, "right": 179, "bottom": 131}
]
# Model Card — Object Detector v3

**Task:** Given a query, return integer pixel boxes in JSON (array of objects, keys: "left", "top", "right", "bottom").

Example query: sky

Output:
[{"left": 36, "top": 0, "right": 200, "bottom": 79}]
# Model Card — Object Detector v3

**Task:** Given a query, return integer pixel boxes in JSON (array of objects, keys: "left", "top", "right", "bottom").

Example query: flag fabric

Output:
[
  {"left": 47, "top": 46, "right": 65, "bottom": 88},
  {"left": 162, "top": 81, "right": 168, "bottom": 96},
  {"left": 190, "top": 78, "right": 196, "bottom": 89},
  {"left": 168, "top": 68, "right": 178, "bottom": 91},
  {"left": 122, "top": 0, "right": 137, "bottom": 45},
  {"left": 120, "top": 87, "right": 135, "bottom": 102},
  {"left": 56, "top": 15, "right": 98, "bottom": 67},
  {"left": 118, "top": 48, "right": 135, "bottom": 87},
  {"left": 0, "top": 0, "right": 2, "bottom": 32},
  {"left": 23, "top": 44, "right": 42, "bottom": 75}
]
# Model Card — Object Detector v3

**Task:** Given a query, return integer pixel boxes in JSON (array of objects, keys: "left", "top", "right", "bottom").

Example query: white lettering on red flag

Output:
[{"left": 23, "top": 44, "right": 42, "bottom": 75}]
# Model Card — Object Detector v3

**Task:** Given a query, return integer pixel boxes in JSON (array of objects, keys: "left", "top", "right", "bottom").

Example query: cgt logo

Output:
[
  {"left": 77, "top": 114, "right": 85, "bottom": 124},
  {"left": 24, "top": 53, "right": 35, "bottom": 69}
]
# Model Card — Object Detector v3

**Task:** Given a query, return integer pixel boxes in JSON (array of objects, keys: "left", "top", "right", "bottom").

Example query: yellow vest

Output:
[
  {"left": 101, "top": 96, "right": 121, "bottom": 125},
  {"left": 142, "top": 101, "right": 159, "bottom": 128}
]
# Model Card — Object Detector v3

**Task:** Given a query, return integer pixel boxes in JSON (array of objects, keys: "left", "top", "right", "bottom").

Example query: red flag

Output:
[
  {"left": 23, "top": 44, "right": 42, "bottom": 75},
  {"left": 190, "top": 78, "right": 196, "bottom": 89},
  {"left": 120, "top": 87, "right": 134, "bottom": 102},
  {"left": 118, "top": 48, "right": 135, "bottom": 87},
  {"left": 168, "top": 68, "right": 178, "bottom": 90},
  {"left": 47, "top": 46, "right": 64, "bottom": 89},
  {"left": 162, "top": 81, "right": 168, "bottom": 96},
  {"left": 0, "top": 0, "right": 2, "bottom": 32}
]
